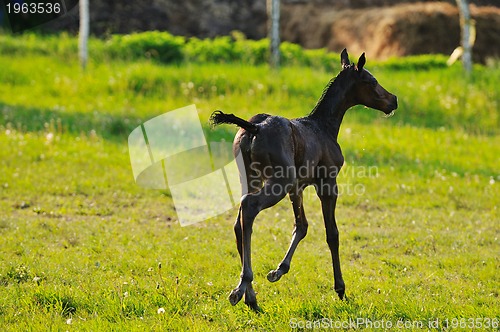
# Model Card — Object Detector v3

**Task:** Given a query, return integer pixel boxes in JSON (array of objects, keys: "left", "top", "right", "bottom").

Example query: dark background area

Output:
[{"left": 1, "top": 0, "right": 499, "bottom": 61}]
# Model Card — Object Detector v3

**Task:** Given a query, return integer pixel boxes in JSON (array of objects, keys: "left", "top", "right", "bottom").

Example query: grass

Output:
[{"left": 0, "top": 33, "right": 498, "bottom": 330}]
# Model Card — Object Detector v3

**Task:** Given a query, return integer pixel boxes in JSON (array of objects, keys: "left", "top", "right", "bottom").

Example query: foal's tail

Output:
[{"left": 209, "top": 110, "right": 259, "bottom": 134}]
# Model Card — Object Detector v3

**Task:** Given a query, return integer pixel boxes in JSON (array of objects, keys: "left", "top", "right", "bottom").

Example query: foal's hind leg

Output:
[
  {"left": 267, "top": 188, "right": 308, "bottom": 282},
  {"left": 233, "top": 208, "right": 260, "bottom": 311},
  {"left": 229, "top": 177, "right": 293, "bottom": 308}
]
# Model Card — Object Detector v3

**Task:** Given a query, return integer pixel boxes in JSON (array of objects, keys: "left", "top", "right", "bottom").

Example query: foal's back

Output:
[{"left": 233, "top": 114, "right": 343, "bottom": 185}]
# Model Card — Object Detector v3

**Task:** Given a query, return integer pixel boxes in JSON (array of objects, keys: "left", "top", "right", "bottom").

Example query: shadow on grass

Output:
[
  {"left": 0, "top": 102, "right": 237, "bottom": 143},
  {"left": 344, "top": 146, "right": 496, "bottom": 178}
]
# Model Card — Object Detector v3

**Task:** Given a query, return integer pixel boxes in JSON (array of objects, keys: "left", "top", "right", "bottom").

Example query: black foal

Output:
[{"left": 210, "top": 49, "right": 397, "bottom": 311}]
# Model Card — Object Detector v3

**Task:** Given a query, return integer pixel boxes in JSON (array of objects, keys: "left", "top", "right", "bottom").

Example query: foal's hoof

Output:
[
  {"left": 245, "top": 299, "right": 262, "bottom": 313},
  {"left": 228, "top": 288, "right": 244, "bottom": 306},
  {"left": 336, "top": 288, "right": 345, "bottom": 300},
  {"left": 335, "top": 280, "right": 346, "bottom": 300},
  {"left": 267, "top": 269, "right": 284, "bottom": 283}
]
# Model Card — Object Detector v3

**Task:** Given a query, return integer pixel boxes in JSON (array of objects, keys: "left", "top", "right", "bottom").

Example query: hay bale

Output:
[{"left": 281, "top": 2, "right": 500, "bottom": 62}]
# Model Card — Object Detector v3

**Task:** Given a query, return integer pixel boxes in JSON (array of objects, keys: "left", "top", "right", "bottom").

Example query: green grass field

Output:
[{"left": 0, "top": 33, "right": 498, "bottom": 331}]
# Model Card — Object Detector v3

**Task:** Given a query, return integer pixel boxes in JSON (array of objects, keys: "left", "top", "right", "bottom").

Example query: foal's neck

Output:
[{"left": 309, "top": 73, "right": 355, "bottom": 139}]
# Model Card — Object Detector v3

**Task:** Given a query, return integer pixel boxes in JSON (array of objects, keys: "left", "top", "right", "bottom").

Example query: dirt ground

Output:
[{"left": 281, "top": 2, "right": 500, "bottom": 62}]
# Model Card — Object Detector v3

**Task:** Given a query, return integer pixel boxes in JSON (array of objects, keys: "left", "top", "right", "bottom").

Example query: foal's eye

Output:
[{"left": 363, "top": 78, "right": 377, "bottom": 87}]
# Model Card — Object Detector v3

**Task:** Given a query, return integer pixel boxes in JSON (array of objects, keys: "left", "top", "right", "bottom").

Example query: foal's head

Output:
[{"left": 340, "top": 49, "right": 398, "bottom": 115}]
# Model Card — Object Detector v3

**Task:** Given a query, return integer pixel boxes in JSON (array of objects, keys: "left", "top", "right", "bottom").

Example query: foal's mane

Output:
[{"left": 309, "top": 66, "right": 354, "bottom": 117}]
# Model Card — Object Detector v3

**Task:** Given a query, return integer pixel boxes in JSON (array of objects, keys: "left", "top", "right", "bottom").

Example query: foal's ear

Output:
[
  {"left": 357, "top": 53, "right": 366, "bottom": 71},
  {"left": 341, "top": 48, "right": 350, "bottom": 69}
]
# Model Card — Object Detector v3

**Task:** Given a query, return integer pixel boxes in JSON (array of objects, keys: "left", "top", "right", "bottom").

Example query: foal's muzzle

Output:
[{"left": 385, "top": 95, "right": 398, "bottom": 114}]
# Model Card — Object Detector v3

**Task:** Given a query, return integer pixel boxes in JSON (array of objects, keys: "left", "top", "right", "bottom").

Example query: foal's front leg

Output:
[
  {"left": 267, "top": 189, "right": 308, "bottom": 282},
  {"left": 318, "top": 191, "right": 345, "bottom": 300}
]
